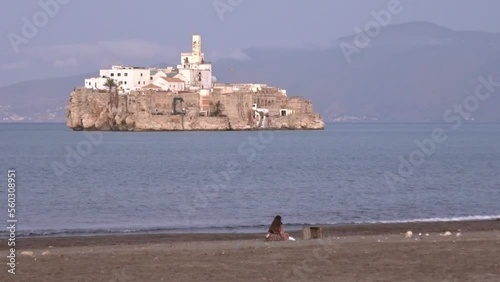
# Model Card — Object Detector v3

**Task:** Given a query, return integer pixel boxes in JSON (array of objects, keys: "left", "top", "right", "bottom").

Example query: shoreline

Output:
[
  {"left": 2, "top": 216, "right": 499, "bottom": 238},
  {"left": 2, "top": 219, "right": 499, "bottom": 281},
  {"left": 3, "top": 219, "right": 499, "bottom": 249}
]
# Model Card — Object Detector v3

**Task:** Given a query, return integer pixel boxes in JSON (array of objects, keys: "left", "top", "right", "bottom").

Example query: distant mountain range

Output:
[
  {"left": 0, "top": 73, "right": 95, "bottom": 122},
  {"left": 1, "top": 22, "right": 500, "bottom": 123}
]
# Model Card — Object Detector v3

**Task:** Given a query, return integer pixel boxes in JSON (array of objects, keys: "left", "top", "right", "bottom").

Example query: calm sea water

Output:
[{"left": 0, "top": 123, "right": 499, "bottom": 237}]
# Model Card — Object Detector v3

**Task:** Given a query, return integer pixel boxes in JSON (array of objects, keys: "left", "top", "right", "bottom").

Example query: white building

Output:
[
  {"left": 83, "top": 35, "right": 214, "bottom": 93},
  {"left": 84, "top": 65, "right": 153, "bottom": 93},
  {"left": 150, "top": 69, "right": 184, "bottom": 82},
  {"left": 150, "top": 77, "right": 185, "bottom": 92},
  {"left": 84, "top": 77, "right": 107, "bottom": 90},
  {"left": 150, "top": 69, "right": 168, "bottom": 81}
]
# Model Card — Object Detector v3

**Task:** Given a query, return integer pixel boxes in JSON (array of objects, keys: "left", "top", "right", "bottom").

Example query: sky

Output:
[{"left": 1, "top": 0, "right": 500, "bottom": 87}]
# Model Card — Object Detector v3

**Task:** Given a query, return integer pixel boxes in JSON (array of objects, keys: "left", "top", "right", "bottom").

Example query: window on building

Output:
[
  {"left": 140, "top": 73, "right": 143, "bottom": 77},
  {"left": 124, "top": 73, "right": 128, "bottom": 77},
  {"left": 143, "top": 81, "right": 146, "bottom": 85},
  {"left": 111, "top": 73, "right": 115, "bottom": 77},
  {"left": 124, "top": 81, "right": 127, "bottom": 85},
  {"left": 118, "top": 73, "right": 121, "bottom": 77},
  {"left": 150, "top": 77, "right": 153, "bottom": 80},
  {"left": 138, "top": 81, "right": 141, "bottom": 84}
]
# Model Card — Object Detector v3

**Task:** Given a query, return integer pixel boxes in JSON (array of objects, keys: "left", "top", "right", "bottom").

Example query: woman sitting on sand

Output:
[{"left": 265, "top": 215, "right": 290, "bottom": 241}]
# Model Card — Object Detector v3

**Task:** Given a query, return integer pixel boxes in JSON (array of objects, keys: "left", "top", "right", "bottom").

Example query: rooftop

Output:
[
  {"left": 142, "top": 84, "right": 161, "bottom": 89},
  {"left": 161, "top": 77, "right": 184, "bottom": 83}
]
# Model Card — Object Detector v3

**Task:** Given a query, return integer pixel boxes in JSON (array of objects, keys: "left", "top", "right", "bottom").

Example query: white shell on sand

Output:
[{"left": 405, "top": 231, "right": 413, "bottom": 238}]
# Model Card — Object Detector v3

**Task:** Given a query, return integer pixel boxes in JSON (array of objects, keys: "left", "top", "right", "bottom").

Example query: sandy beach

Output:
[{"left": 2, "top": 220, "right": 500, "bottom": 281}]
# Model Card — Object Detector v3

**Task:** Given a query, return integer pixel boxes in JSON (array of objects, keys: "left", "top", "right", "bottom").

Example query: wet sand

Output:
[{"left": 1, "top": 220, "right": 500, "bottom": 281}]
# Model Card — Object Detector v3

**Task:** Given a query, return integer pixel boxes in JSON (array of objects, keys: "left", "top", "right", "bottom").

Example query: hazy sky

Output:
[{"left": 1, "top": 0, "right": 499, "bottom": 87}]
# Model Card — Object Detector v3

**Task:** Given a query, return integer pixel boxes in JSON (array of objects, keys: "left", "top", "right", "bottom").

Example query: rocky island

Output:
[{"left": 66, "top": 35, "right": 324, "bottom": 131}]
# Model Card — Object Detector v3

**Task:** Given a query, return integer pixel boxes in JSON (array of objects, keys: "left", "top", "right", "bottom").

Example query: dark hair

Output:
[{"left": 268, "top": 215, "right": 282, "bottom": 233}]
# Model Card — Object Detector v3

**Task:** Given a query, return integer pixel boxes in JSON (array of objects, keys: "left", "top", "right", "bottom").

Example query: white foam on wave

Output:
[
  {"left": 365, "top": 215, "right": 500, "bottom": 225},
  {"left": 285, "top": 215, "right": 500, "bottom": 228},
  {"left": 3, "top": 215, "right": 498, "bottom": 238}
]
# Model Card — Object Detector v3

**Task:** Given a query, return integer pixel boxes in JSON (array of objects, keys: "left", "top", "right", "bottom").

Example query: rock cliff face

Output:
[{"left": 66, "top": 89, "right": 324, "bottom": 131}]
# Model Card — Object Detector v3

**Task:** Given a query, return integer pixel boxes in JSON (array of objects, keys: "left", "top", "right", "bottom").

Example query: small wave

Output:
[
  {"left": 0, "top": 224, "right": 271, "bottom": 238},
  {"left": 370, "top": 215, "right": 500, "bottom": 224},
  {"left": 0, "top": 215, "right": 498, "bottom": 238},
  {"left": 278, "top": 215, "right": 500, "bottom": 227}
]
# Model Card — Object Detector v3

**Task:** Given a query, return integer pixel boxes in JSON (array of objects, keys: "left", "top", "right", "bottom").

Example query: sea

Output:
[{"left": 0, "top": 123, "right": 499, "bottom": 237}]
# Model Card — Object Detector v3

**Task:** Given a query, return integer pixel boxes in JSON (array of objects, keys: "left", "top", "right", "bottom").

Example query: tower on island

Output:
[
  {"left": 191, "top": 34, "right": 202, "bottom": 64},
  {"left": 177, "top": 34, "right": 212, "bottom": 90}
]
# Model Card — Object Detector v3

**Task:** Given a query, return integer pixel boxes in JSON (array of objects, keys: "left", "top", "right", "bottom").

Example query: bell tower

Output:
[{"left": 192, "top": 35, "right": 202, "bottom": 64}]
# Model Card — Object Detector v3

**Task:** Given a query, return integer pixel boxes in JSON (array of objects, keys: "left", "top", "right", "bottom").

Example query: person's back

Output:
[{"left": 265, "top": 215, "right": 290, "bottom": 241}]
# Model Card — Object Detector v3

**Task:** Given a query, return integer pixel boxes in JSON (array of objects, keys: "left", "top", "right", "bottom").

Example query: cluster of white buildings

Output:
[{"left": 84, "top": 35, "right": 213, "bottom": 94}]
